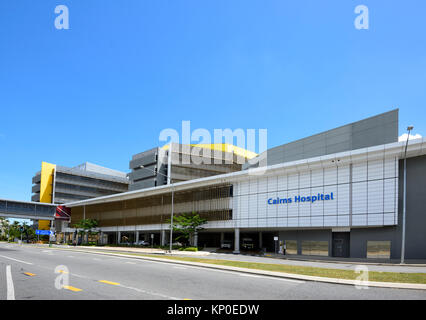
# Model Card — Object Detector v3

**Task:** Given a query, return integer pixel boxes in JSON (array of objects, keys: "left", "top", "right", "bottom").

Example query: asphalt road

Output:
[{"left": 1, "top": 242, "right": 426, "bottom": 300}]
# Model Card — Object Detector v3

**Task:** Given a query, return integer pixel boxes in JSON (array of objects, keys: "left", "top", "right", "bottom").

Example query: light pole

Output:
[
  {"left": 401, "top": 125, "right": 414, "bottom": 264},
  {"left": 139, "top": 165, "right": 174, "bottom": 253}
]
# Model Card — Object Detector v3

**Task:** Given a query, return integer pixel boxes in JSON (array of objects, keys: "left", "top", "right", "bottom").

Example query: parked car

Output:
[
  {"left": 242, "top": 238, "right": 254, "bottom": 249},
  {"left": 221, "top": 240, "right": 233, "bottom": 249},
  {"left": 134, "top": 240, "right": 150, "bottom": 246}
]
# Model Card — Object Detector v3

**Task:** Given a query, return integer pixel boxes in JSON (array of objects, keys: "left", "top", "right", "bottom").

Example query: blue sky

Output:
[{"left": 0, "top": 0, "right": 425, "bottom": 202}]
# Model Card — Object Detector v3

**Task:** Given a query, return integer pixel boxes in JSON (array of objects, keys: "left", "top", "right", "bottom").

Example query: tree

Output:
[
  {"left": 0, "top": 218, "right": 9, "bottom": 240},
  {"left": 167, "top": 212, "right": 207, "bottom": 247},
  {"left": 73, "top": 219, "right": 99, "bottom": 245},
  {"left": 22, "top": 223, "right": 35, "bottom": 242}
]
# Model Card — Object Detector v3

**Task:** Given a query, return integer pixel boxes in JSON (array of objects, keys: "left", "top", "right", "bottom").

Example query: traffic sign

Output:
[{"left": 36, "top": 230, "right": 52, "bottom": 236}]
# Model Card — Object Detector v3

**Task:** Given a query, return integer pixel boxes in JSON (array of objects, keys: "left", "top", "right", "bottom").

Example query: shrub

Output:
[{"left": 183, "top": 247, "right": 198, "bottom": 252}]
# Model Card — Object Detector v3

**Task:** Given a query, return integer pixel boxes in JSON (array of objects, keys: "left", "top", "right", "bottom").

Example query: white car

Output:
[
  {"left": 221, "top": 240, "right": 233, "bottom": 249},
  {"left": 135, "top": 240, "right": 150, "bottom": 246}
]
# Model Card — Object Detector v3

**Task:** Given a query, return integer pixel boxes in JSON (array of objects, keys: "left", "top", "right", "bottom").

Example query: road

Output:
[{"left": 1, "top": 242, "right": 425, "bottom": 300}]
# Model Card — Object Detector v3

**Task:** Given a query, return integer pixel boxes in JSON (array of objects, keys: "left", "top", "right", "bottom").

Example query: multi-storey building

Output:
[
  {"left": 128, "top": 143, "right": 257, "bottom": 191},
  {"left": 31, "top": 162, "right": 129, "bottom": 204}
]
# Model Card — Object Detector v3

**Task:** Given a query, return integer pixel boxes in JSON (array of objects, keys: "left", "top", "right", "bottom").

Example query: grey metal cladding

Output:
[
  {"left": 131, "top": 147, "right": 158, "bottom": 160},
  {"left": 250, "top": 109, "right": 398, "bottom": 167},
  {"left": 129, "top": 152, "right": 157, "bottom": 169},
  {"left": 128, "top": 179, "right": 156, "bottom": 191},
  {"left": 129, "top": 164, "right": 157, "bottom": 181}
]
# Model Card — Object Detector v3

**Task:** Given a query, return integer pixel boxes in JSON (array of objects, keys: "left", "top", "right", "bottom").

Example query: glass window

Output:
[
  {"left": 284, "top": 240, "right": 297, "bottom": 255},
  {"left": 301, "top": 241, "right": 329, "bottom": 256},
  {"left": 367, "top": 241, "right": 391, "bottom": 259}
]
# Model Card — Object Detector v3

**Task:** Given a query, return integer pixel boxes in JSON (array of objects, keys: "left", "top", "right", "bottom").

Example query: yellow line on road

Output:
[
  {"left": 24, "top": 272, "right": 36, "bottom": 276},
  {"left": 63, "top": 285, "right": 82, "bottom": 292},
  {"left": 98, "top": 280, "right": 120, "bottom": 286}
]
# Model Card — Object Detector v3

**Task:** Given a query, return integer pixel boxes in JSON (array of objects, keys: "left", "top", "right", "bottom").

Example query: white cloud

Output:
[{"left": 398, "top": 133, "right": 422, "bottom": 142}]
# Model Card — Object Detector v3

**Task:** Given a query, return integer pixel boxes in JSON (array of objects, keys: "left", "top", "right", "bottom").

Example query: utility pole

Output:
[{"left": 401, "top": 125, "right": 414, "bottom": 264}]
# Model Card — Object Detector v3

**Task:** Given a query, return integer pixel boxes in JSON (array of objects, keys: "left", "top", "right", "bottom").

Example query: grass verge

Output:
[{"left": 88, "top": 249, "right": 426, "bottom": 284}]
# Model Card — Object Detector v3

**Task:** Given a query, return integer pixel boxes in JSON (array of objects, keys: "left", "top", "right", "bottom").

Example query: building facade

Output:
[
  {"left": 63, "top": 110, "right": 426, "bottom": 260},
  {"left": 128, "top": 143, "right": 257, "bottom": 191},
  {"left": 32, "top": 162, "right": 129, "bottom": 204}
]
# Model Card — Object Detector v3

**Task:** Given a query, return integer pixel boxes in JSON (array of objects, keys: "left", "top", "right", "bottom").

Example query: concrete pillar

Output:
[
  {"left": 144, "top": 233, "right": 149, "bottom": 241},
  {"left": 99, "top": 232, "right": 104, "bottom": 245},
  {"left": 117, "top": 231, "right": 121, "bottom": 244},
  {"left": 259, "top": 232, "right": 263, "bottom": 249},
  {"left": 161, "top": 230, "right": 166, "bottom": 246},
  {"left": 194, "top": 231, "right": 198, "bottom": 248},
  {"left": 135, "top": 231, "right": 139, "bottom": 244},
  {"left": 220, "top": 232, "right": 224, "bottom": 244},
  {"left": 233, "top": 228, "right": 240, "bottom": 254}
]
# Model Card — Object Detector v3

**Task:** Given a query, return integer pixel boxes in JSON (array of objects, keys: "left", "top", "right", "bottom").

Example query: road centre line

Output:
[
  {"left": 0, "top": 254, "right": 34, "bottom": 265},
  {"left": 6, "top": 265, "right": 15, "bottom": 300},
  {"left": 99, "top": 280, "right": 120, "bottom": 286}
]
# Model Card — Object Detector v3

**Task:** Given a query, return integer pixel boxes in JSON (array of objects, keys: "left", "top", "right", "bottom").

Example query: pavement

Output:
[{"left": 1, "top": 242, "right": 426, "bottom": 299}]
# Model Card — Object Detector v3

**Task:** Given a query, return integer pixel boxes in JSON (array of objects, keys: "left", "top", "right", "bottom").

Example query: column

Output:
[
  {"left": 117, "top": 231, "right": 121, "bottom": 244},
  {"left": 220, "top": 232, "right": 224, "bottom": 245},
  {"left": 161, "top": 230, "right": 166, "bottom": 246},
  {"left": 233, "top": 228, "right": 240, "bottom": 254},
  {"left": 99, "top": 232, "right": 104, "bottom": 245},
  {"left": 193, "top": 231, "right": 198, "bottom": 248},
  {"left": 259, "top": 232, "right": 263, "bottom": 249},
  {"left": 135, "top": 231, "right": 139, "bottom": 244}
]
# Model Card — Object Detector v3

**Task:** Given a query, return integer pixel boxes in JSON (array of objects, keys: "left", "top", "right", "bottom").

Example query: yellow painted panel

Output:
[
  {"left": 40, "top": 162, "right": 56, "bottom": 203},
  {"left": 38, "top": 220, "right": 50, "bottom": 230},
  {"left": 162, "top": 143, "right": 258, "bottom": 159}
]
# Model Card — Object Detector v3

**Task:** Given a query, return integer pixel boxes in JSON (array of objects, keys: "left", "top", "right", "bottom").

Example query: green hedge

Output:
[{"left": 180, "top": 247, "right": 198, "bottom": 252}]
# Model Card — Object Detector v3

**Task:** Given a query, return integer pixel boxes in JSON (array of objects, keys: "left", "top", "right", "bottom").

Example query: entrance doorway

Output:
[{"left": 332, "top": 232, "right": 350, "bottom": 257}]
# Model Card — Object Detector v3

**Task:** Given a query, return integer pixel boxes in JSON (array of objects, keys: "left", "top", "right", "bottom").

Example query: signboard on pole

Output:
[{"left": 36, "top": 230, "right": 52, "bottom": 236}]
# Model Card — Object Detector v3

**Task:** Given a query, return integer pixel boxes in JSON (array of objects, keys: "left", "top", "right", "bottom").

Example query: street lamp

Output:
[
  {"left": 401, "top": 125, "right": 414, "bottom": 264},
  {"left": 139, "top": 165, "right": 174, "bottom": 253}
]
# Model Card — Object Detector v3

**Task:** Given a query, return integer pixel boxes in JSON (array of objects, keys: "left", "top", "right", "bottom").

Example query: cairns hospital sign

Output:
[{"left": 268, "top": 193, "right": 335, "bottom": 205}]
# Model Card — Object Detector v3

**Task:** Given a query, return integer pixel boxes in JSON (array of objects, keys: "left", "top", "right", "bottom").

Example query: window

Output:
[
  {"left": 284, "top": 240, "right": 297, "bottom": 255},
  {"left": 367, "top": 241, "right": 391, "bottom": 259},
  {"left": 301, "top": 241, "right": 329, "bottom": 256}
]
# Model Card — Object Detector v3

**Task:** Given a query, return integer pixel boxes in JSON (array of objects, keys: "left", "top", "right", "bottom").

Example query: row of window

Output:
[{"left": 283, "top": 240, "right": 391, "bottom": 258}]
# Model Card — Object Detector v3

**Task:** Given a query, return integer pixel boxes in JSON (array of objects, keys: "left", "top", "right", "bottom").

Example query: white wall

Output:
[{"left": 230, "top": 157, "right": 398, "bottom": 229}]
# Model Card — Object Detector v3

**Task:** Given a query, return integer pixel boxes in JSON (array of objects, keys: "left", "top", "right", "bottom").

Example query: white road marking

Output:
[
  {"left": 0, "top": 254, "right": 34, "bottom": 265},
  {"left": 6, "top": 265, "right": 15, "bottom": 300},
  {"left": 125, "top": 262, "right": 136, "bottom": 264},
  {"left": 118, "top": 284, "right": 181, "bottom": 300},
  {"left": 173, "top": 266, "right": 187, "bottom": 270}
]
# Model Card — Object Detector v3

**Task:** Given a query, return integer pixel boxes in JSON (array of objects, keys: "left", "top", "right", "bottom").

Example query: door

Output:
[
  {"left": 333, "top": 239, "right": 344, "bottom": 257},
  {"left": 332, "top": 232, "right": 350, "bottom": 257}
]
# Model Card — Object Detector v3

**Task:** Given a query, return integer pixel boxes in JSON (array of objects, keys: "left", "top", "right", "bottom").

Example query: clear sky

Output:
[{"left": 0, "top": 0, "right": 425, "bottom": 202}]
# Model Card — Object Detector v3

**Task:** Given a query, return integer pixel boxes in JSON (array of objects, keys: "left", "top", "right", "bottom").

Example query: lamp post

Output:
[
  {"left": 401, "top": 125, "right": 414, "bottom": 264},
  {"left": 139, "top": 165, "right": 174, "bottom": 253}
]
